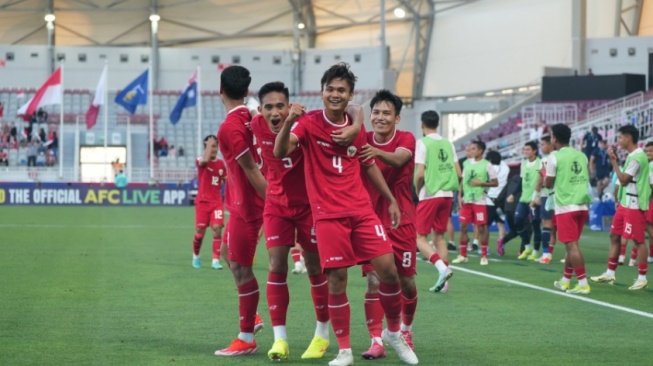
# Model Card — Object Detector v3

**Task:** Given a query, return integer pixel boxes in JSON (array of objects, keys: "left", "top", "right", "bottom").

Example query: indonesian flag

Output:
[
  {"left": 17, "top": 67, "right": 62, "bottom": 118},
  {"left": 85, "top": 65, "right": 107, "bottom": 129},
  {"left": 16, "top": 89, "right": 25, "bottom": 99}
]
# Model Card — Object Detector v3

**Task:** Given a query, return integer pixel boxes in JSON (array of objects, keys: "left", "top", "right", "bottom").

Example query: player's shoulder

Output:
[{"left": 395, "top": 130, "right": 416, "bottom": 144}]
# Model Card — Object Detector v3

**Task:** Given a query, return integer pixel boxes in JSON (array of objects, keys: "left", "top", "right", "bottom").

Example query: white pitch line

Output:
[
  {"left": 0, "top": 224, "right": 188, "bottom": 229},
  {"left": 450, "top": 265, "right": 653, "bottom": 319}
]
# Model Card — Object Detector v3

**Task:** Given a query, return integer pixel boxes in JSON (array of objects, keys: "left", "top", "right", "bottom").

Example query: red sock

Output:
[
  {"left": 428, "top": 253, "right": 441, "bottom": 265},
  {"left": 607, "top": 257, "right": 618, "bottom": 271},
  {"left": 649, "top": 244, "right": 653, "bottom": 257},
  {"left": 639, "top": 262, "right": 648, "bottom": 276},
  {"left": 237, "top": 278, "right": 260, "bottom": 333},
  {"left": 364, "top": 292, "right": 383, "bottom": 339},
  {"left": 192, "top": 232, "right": 204, "bottom": 256},
  {"left": 212, "top": 238, "right": 221, "bottom": 260},
  {"left": 563, "top": 265, "right": 573, "bottom": 279},
  {"left": 309, "top": 274, "right": 329, "bottom": 322},
  {"left": 574, "top": 266, "right": 587, "bottom": 281},
  {"left": 460, "top": 240, "right": 469, "bottom": 257},
  {"left": 481, "top": 241, "right": 488, "bottom": 257},
  {"left": 378, "top": 281, "right": 401, "bottom": 332},
  {"left": 401, "top": 287, "right": 418, "bottom": 327},
  {"left": 630, "top": 246, "right": 638, "bottom": 260},
  {"left": 620, "top": 242, "right": 627, "bottom": 256},
  {"left": 290, "top": 248, "right": 301, "bottom": 263},
  {"left": 549, "top": 245, "right": 555, "bottom": 254},
  {"left": 328, "top": 292, "right": 350, "bottom": 349},
  {"left": 266, "top": 272, "right": 289, "bottom": 327}
]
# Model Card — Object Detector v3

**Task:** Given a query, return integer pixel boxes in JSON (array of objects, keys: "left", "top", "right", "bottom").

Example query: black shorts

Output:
[
  {"left": 596, "top": 170, "right": 610, "bottom": 180},
  {"left": 486, "top": 204, "right": 503, "bottom": 225}
]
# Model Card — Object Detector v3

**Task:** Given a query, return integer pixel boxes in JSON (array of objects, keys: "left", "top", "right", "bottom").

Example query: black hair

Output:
[
  {"left": 551, "top": 123, "right": 571, "bottom": 145},
  {"left": 421, "top": 110, "right": 440, "bottom": 130},
  {"left": 541, "top": 135, "right": 551, "bottom": 143},
  {"left": 321, "top": 62, "right": 357, "bottom": 93},
  {"left": 486, "top": 150, "right": 502, "bottom": 165},
  {"left": 258, "top": 81, "right": 289, "bottom": 105},
  {"left": 203, "top": 134, "right": 217, "bottom": 148},
  {"left": 220, "top": 65, "right": 251, "bottom": 100},
  {"left": 472, "top": 140, "right": 486, "bottom": 153},
  {"left": 370, "top": 89, "right": 403, "bottom": 115},
  {"left": 646, "top": 141, "right": 653, "bottom": 148},
  {"left": 524, "top": 141, "right": 538, "bottom": 151},
  {"left": 618, "top": 124, "right": 639, "bottom": 144}
]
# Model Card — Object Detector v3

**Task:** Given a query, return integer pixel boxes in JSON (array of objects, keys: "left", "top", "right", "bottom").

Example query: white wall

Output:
[
  {"left": 424, "top": 0, "right": 572, "bottom": 96},
  {"left": 585, "top": 36, "right": 653, "bottom": 82}
]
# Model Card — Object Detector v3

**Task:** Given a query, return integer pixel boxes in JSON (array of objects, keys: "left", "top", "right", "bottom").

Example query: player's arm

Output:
[
  {"left": 589, "top": 155, "right": 596, "bottom": 177},
  {"left": 608, "top": 148, "right": 635, "bottom": 186},
  {"left": 414, "top": 163, "right": 425, "bottom": 196},
  {"left": 246, "top": 97, "right": 260, "bottom": 118},
  {"left": 274, "top": 103, "right": 305, "bottom": 158},
  {"left": 197, "top": 137, "right": 215, "bottom": 166},
  {"left": 544, "top": 155, "right": 556, "bottom": 189},
  {"left": 330, "top": 103, "right": 364, "bottom": 146},
  {"left": 363, "top": 163, "right": 401, "bottom": 229},
  {"left": 360, "top": 145, "right": 412, "bottom": 167},
  {"left": 236, "top": 152, "right": 267, "bottom": 199},
  {"left": 530, "top": 174, "right": 544, "bottom": 207}
]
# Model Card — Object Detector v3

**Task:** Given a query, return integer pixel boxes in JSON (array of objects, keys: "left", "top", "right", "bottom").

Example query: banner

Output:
[{"left": 0, "top": 183, "right": 188, "bottom": 206}]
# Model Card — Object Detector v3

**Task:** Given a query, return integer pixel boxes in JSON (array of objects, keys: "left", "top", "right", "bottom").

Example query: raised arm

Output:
[
  {"left": 197, "top": 136, "right": 215, "bottom": 167},
  {"left": 608, "top": 148, "right": 634, "bottom": 186},
  {"left": 274, "top": 103, "right": 304, "bottom": 159}
]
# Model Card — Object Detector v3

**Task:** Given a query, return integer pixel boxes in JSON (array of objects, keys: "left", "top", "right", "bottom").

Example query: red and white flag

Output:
[
  {"left": 17, "top": 67, "right": 62, "bottom": 117},
  {"left": 16, "top": 89, "right": 25, "bottom": 100},
  {"left": 85, "top": 65, "right": 107, "bottom": 129}
]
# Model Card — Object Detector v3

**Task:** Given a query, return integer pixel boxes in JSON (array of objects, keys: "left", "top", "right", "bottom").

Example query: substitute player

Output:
[
  {"left": 546, "top": 123, "right": 592, "bottom": 294},
  {"left": 358, "top": 90, "right": 418, "bottom": 359},
  {"left": 274, "top": 63, "right": 418, "bottom": 366},
  {"left": 534, "top": 135, "right": 556, "bottom": 264},
  {"left": 192, "top": 135, "right": 227, "bottom": 269},
  {"left": 413, "top": 110, "right": 460, "bottom": 293},
  {"left": 215, "top": 65, "right": 268, "bottom": 356},
  {"left": 453, "top": 140, "right": 498, "bottom": 265},
  {"left": 590, "top": 125, "right": 650, "bottom": 290},
  {"left": 250, "top": 81, "right": 332, "bottom": 361}
]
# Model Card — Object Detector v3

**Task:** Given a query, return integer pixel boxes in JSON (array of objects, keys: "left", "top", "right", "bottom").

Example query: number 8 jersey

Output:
[{"left": 291, "top": 109, "right": 375, "bottom": 220}]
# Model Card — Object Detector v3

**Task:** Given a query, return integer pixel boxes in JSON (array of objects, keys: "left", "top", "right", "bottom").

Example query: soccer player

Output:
[
  {"left": 452, "top": 140, "right": 498, "bottom": 265},
  {"left": 589, "top": 139, "right": 612, "bottom": 199},
  {"left": 215, "top": 66, "right": 268, "bottom": 356},
  {"left": 590, "top": 125, "right": 650, "bottom": 290},
  {"left": 192, "top": 135, "right": 227, "bottom": 269},
  {"left": 413, "top": 110, "right": 460, "bottom": 293},
  {"left": 250, "top": 81, "right": 331, "bottom": 361},
  {"left": 536, "top": 135, "right": 555, "bottom": 264},
  {"left": 357, "top": 90, "right": 418, "bottom": 358},
  {"left": 486, "top": 150, "right": 509, "bottom": 251},
  {"left": 274, "top": 63, "right": 418, "bottom": 366},
  {"left": 646, "top": 142, "right": 653, "bottom": 264},
  {"left": 546, "top": 123, "right": 592, "bottom": 294}
]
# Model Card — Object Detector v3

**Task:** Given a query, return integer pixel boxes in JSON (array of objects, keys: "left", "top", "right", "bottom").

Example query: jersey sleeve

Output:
[
  {"left": 624, "top": 159, "right": 639, "bottom": 177},
  {"left": 414, "top": 139, "right": 426, "bottom": 165},
  {"left": 290, "top": 116, "right": 308, "bottom": 146},
  {"left": 219, "top": 122, "right": 250, "bottom": 160},
  {"left": 546, "top": 154, "right": 557, "bottom": 177},
  {"left": 397, "top": 132, "right": 416, "bottom": 156},
  {"left": 356, "top": 125, "right": 375, "bottom": 167}
]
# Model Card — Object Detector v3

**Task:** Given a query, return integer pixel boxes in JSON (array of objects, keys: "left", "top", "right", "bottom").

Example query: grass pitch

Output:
[{"left": 1, "top": 206, "right": 652, "bottom": 365}]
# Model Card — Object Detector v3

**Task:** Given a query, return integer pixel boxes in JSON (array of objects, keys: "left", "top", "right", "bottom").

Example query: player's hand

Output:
[
  {"left": 470, "top": 179, "right": 483, "bottom": 187},
  {"left": 286, "top": 103, "right": 306, "bottom": 123},
  {"left": 507, "top": 194, "right": 514, "bottom": 203},
  {"left": 331, "top": 124, "right": 360, "bottom": 146},
  {"left": 607, "top": 147, "right": 617, "bottom": 161},
  {"left": 529, "top": 200, "right": 539, "bottom": 209},
  {"left": 389, "top": 200, "right": 401, "bottom": 230},
  {"left": 458, "top": 195, "right": 463, "bottom": 210},
  {"left": 359, "top": 144, "right": 379, "bottom": 163}
]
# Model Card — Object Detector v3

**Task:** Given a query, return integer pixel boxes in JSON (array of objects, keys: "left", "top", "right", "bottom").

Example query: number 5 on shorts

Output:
[
  {"left": 214, "top": 210, "right": 223, "bottom": 220},
  {"left": 625, "top": 223, "right": 632, "bottom": 234}
]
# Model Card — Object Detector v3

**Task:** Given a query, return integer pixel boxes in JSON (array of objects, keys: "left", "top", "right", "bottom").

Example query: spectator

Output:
[
  {"left": 0, "top": 102, "right": 4, "bottom": 120},
  {"left": 9, "top": 123, "right": 17, "bottom": 141},
  {"left": 159, "top": 144, "right": 168, "bottom": 157},
  {"left": 588, "top": 68, "right": 594, "bottom": 76},
  {"left": 27, "top": 140, "right": 38, "bottom": 166},
  {"left": 159, "top": 136, "right": 168, "bottom": 150},
  {"left": 589, "top": 139, "right": 611, "bottom": 199},
  {"left": 38, "top": 128, "right": 46, "bottom": 143},
  {"left": 48, "top": 131, "right": 58, "bottom": 162},
  {"left": 115, "top": 170, "right": 128, "bottom": 188},
  {"left": 36, "top": 108, "right": 48, "bottom": 124},
  {"left": 45, "top": 151, "right": 56, "bottom": 167},
  {"left": 168, "top": 145, "right": 176, "bottom": 158},
  {"left": 0, "top": 148, "right": 8, "bottom": 166},
  {"left": 178, "top": 145, "right": 185, "bottom": 157},
  {"left": 582, "top": 127, "right": 601, "bottom": 159},
  {"left": 36, "top": 152, "right": 46, "bottom": 167},
  {"left": 152, "top": 138, "right": 161, "bottom": 156}
]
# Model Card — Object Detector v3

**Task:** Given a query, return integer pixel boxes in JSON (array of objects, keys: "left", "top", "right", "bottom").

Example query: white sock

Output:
[
  {"left": 193, "top": 254, "right": 200, "bottom": 259},
  {"left": 606, "top": 269, "right": 616, "bottom": 276},
  {"left": 578, "top": 278, "right": 588, "bottom": 287},
  {"left": 315, "top": 321, "right": 329, "bottom": 339},
  {"left": 638, "top": 275, "right": 647, "bottom": 281},
  {"left": 434, "top": 259, "right": 448, "bottom": 273},
  {"left": 372, "top": 337, "right": 383, "bottom": 346},
  {"left": 560, "top": 277, "right": 570, "bottom": 284},
  {"left": 532, "top": 250, "right": 539, "bottom": 256},
  {"left": 400, "top": 323, "right": 412, "bottom": 332},
  {"left": 273, "top": 325, "right": 287, "bottom": 341},
  {"left": 473, "top": 239, "right": 479, "bottom": 246},
  {"left": 525, "top": 244, "right": 532, "bottom": 251},
  {"left": 238, "top": 332, "right": 254, "bottom": 343}
]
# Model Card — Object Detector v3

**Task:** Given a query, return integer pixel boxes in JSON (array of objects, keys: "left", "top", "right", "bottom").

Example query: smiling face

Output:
[
  {"left": 469, "top": 143, "right": 483, "bottom": 160},
  {"left": 646, "top": 145, "right": 653, "bottom": 162},
  {"left": 522, "top": 145, "right": 536, "bottom": 160},
  {"left": 370, "top": 100, "right": 400, "bottom": 136},
  {"left": 259, "top": 91, "right": 289, "bottom": 134},
  {"left": 541, "top": 139, "right": 553, "bottom": 154},
  {"left": 322, "top": 78, "right": 353, "bottom": 115}
]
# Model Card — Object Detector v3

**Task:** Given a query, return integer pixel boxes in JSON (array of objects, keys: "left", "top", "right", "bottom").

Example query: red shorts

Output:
[
  {"left": 557, "top": 210, "right": 588, "bottom": 243},
  {"left": 611, "top": 206, "right": 646, "bottom": 243},
  {"left": 195, "top": 202, "right": 224, "bottom": 228},
  {"left": 225, "top": 213, "right": 263, "bottom": 266},
  {"left": 551, "top": 212, "right": 557, "bottom": 228},
  {"left": 362, "top": 223, "right": 417, "bottom": 277},
  {"left": 263, "top": 202, "right": 317, "bottom": 253},
  {"left": 416, "top": 198, "right": 452, "bottom": 235},
  {"left": 646, "top": 204, "right": 653, "bottom": 225},
  {"left": 315, "top": 212, "right": 393, "bottom": 270},
  {"left": 459, "top": 203, "right": 488, "bottom": 225}
]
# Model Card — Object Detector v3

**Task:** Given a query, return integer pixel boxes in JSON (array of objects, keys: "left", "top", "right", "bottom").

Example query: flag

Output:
[
  {"left": 115, "top": 69, "right": 148, "bottom": 114},
  {"left": 85, "top": 65, "right": 107, "bottom": 130},
  {"left": 169, "top": 71, "right": 198, "bottom": 125},
  {"left": 17, "top": 67, "right": 62, "bottom": 117},
  {"left": 16, "top": 89, "right": 25, "bottom": 100}
]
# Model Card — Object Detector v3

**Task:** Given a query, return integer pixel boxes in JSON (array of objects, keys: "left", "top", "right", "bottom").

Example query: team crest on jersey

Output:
[
  {"left": 347, "top": 146, "right": 357, "bottom": 157},
  {"left": 219, "top": 169, "right": 224, "bottom": 176}
]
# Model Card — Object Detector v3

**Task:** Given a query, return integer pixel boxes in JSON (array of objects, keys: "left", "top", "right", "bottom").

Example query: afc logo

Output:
[
  {"left": 468, "top": 169, "right": 477, "bottom": 182},
  {"left": 571, "top": 161, "right": 582, "bottom": 175},
  {"left": 524, "top": 172, "right": 531, "bottom": 183},
  {"left": 438, "top": 148, "right": 448, "bottom": 162}
]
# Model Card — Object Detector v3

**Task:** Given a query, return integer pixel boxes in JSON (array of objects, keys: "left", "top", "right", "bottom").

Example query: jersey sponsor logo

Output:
[
  {"left": 207, "top": 167, "right": 213, "bottom": 171},
  {"left": 571, "top": 161, "right": 583, "bottom": 175},
  {"left": 266, "top": 235, "right": 280, "bottom": 241},
  {"left": 347, "top": 146, "right": 357, "bottom": 157},
  {"left": 438, "top": 148, "right": 448, "bottom": 162},
  {"left": 262, "top": 140, "right": 273, "bottom": 145},
  {"left": 328, "top": 256, "right": 344, "bottom": 261},
  {"left": 317, "top": 140, "right": 332, "bottom": 148}
]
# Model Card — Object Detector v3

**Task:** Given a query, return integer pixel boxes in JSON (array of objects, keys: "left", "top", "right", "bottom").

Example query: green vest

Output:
[
  {"left": 420, "top": 137, "right": 459, "bottom": 195},
  {"left": 553, "top": 147, "right": 591, "bottom": 207},
  {"left": 463, "top": 159, "right": 489, "bottom": 202},
  {"left": 520, "top": 157, "right": 541, "bottom": 203},
  {"left": 618, "top": 150, "right": 651, "bottom": 210}
]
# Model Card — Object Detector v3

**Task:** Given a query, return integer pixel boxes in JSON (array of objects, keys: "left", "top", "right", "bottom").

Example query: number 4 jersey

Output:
[{"left": 291, "top": 109, "right": 375, "bottom": 220}]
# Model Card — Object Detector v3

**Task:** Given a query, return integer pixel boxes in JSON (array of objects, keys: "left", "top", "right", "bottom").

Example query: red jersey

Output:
[
  {"left": 364, "top": 130, "right": 416, "bottom": 228},
  {"left": 195, "top": 157, "right": 226, "bottom": 205},
  {"left": 250, "top": 114, "right": 309, "bottom": 207},
  {"left": 291, "top": 109, "right": 375, "bottom": 220},
  {"left": 217, "top": 105, "right": 264, "bottom": 222}
]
